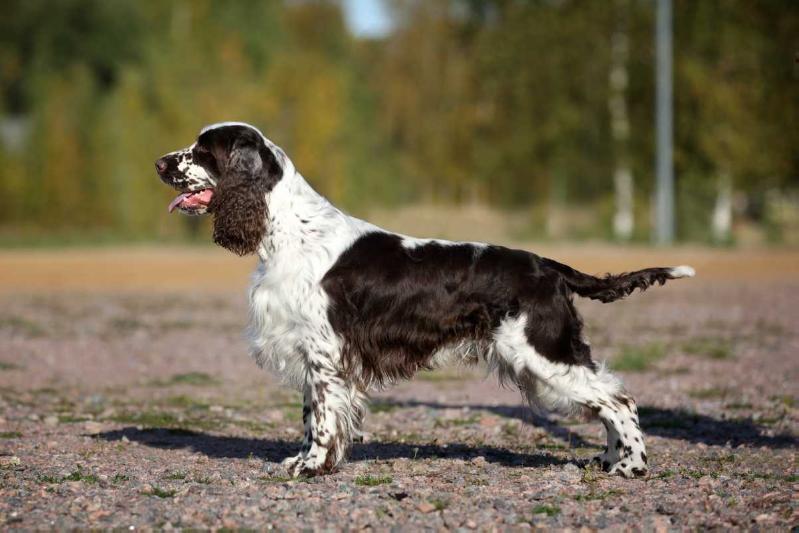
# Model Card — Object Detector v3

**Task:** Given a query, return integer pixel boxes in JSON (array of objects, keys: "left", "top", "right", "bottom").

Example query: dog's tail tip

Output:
[{"left": 669, "top": 265, "right": 696, "bottom": 279}]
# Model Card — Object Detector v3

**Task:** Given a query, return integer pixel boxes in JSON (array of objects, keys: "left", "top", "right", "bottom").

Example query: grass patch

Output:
[
  {"left": 682, "top": 337, "right": 733, "bottom": 360},
  {"left": 0, "top": 316, "right": 45, "bottom": 337},
  {"left": 611, "top": 342, "right": 667, "bottom": 372},
  {"left": 354, "top": 474, "right": 393, "bottom": 486},
  {"left": 41, "top": 469, "right": 99, "bottom": 484},
  {"left": 109, "top": 317, "right": 146, "bottom": 332},
  {"left": 112, "top": 473, "right": 129, "bottom": 483},
  {"left": 163, "top": 395, "right": 209, "bottom": 410},
  {"left": 0, "top": 431, "right": 22, "bottom": 439},
  {"left": 572, "top": 489, "right": 624, "bottom": 501},
  {"left": 111, "top": 410, "right": 181, "bottom": 427},
  {"left": 109, "top": 410, "right": 224, "bottom": 432},
  {"left": 150, "top": 372, "right": 219, "bottom": 387},
  {"left": 0, "top": 361, "right": 21, "bottom": 371},
  {"left": 434, "top": 415, "right": 480, "bottom": 429},
  {"left": 771, "top": 395, "right": 795, "bottom": 408},
  {"left": 535, "top": 442, "right": 567, "bottom": 451},
  {"left": 63, "top": 470, "right": 99, "bottom": 483},
  {"left": 259, "top": 475, "right": 294, "bottom": 484},
  {"left": 700, "top": 454, "right": 736, "bottom": 466},
  {"left": 431, "top": 498, "right": 448, "bottom": 511},
  {"left": 652, "top": 469, "right": 675, "bottom": 480},
  {"left": 58, "top": 414, "right": 92, "bottom": 423},
  {"left": 163, "top": 471, "right": 186, "bottom": 480},
  {"left": 689, "top": 387, "right": 729, "bottom": 400},
  {"left": 150, "top": 486, "right": 176, "bottom": 498},
  {"left": 232, "top": 419, "right": 273, "bottom": 433},
  {"left": 370, "top": 401, "right": 399, "bottom": 413},
  {"left": 532, "top": 504, "right": 560, "bottom": 517}
]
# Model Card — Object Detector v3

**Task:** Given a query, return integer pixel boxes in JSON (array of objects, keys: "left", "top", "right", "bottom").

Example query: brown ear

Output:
[{"left": 208, "top": 138, "right": 280, "bottom": 256}]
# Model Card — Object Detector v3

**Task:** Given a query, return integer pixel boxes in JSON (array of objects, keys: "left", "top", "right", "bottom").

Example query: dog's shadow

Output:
[
  {"left": 379, "top": 399, "right": 797, "bottom": 449},
  {"left": 96, "top": 427, "right": 572, "bottom": 468},
  {"left": 95, "top": 401, "right": 795, "bottom": 467}
]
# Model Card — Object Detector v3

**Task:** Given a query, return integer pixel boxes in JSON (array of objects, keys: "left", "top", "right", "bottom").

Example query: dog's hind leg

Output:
[
  {"left": 492, "top": 314, "right": 648, "bottom": 478},
  {"left": 283, "top": 348, "right": 366, "bottom": 477}
]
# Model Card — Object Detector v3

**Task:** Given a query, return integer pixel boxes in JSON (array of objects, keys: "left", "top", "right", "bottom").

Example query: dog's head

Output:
[{"left": 155, "top": 123, "right": 284, "bottom": 256}]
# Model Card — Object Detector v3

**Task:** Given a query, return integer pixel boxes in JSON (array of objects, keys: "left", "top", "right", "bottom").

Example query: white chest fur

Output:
[{"left": 245, "top": 170, "right": 374, "bottom": 388}]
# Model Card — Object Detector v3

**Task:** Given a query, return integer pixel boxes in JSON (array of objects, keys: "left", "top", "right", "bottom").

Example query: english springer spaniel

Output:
[{"left": 155, "top": 122, "right": 695, "bottom": 478}]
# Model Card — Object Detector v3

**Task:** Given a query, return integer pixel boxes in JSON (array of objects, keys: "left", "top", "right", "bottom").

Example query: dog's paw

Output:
[
  {"left": 591, "top": 454, "right": 647, "bottom": 478},
  {"left": 283, "top": 453, "right": 334, "bottom": 478},
  {"left": 282, "top": 454, "right": 305, "bottom": 477}
]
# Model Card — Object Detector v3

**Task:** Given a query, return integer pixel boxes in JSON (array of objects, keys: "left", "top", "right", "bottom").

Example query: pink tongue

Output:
[
  {"left": 167, "top": 189, "right": 214, "bottom": 213},
  {"left": 168, "top": 192, "right": 192, "bottom": 213}
]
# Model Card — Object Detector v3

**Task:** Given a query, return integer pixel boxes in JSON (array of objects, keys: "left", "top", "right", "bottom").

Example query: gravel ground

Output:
[{"left": 0, "top": 263, "right": 796, "bottom": 529}]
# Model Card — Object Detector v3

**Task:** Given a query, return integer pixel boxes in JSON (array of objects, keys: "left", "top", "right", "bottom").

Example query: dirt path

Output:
[{"left": 0, "top": 248, "right": 796, "bottom": 529}]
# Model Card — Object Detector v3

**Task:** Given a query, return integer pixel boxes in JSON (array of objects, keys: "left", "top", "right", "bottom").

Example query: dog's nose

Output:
[{"left": 155, "top": 158, "right": 168, "bottom": 174}]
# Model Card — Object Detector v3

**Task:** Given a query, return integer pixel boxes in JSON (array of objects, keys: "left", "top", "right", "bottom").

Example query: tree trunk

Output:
[
  {"left": 610, "top": 0, "right": 634, "bottom": 240},
  {"left": 712, "top": 171, "right": 733, "bottom": 243}
]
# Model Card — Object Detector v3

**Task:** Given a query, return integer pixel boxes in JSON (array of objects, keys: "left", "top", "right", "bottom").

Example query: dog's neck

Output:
[{"left": 257, "top": 165, "right": 360, "bottom": 263}]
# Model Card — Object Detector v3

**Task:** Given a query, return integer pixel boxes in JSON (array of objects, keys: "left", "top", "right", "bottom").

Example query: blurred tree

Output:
[{"left": 0, "top": 0, "right": 796, "bottom": 243}]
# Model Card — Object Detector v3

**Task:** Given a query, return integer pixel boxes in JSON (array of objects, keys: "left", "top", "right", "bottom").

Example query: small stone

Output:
[
  {"left": 84, "top": 421, "right": 103, "bottom": 433},
  {"left": 0, "top": 456, "right": 20, "bottom": 467},
  {"left": 121, "top": 436, "right": 129, "bottom": 443},
  {"left": 416, "top": 502, "right": 436, "bottom": 514},
  {"left": 465, "top": 519, "right": 478, "bottom": 529},
  {"left": 44, "top": 415, "right": 58, "bottom": 426},
  {"left": 210, "top": 405, "right": 224, "bottom": 413}
]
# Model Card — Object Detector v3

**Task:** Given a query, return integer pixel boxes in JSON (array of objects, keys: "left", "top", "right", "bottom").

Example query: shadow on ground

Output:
[
  {"left": 376, "top": 399, "right": 798, "bottom": 449},
  {"left": 96, "top": 427, "right": 572, "bottom": 468}
]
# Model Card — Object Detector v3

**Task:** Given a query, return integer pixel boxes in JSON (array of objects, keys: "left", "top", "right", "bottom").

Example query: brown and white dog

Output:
[{"left": 155, "top": 122, "right": 695, "bottom": 478}]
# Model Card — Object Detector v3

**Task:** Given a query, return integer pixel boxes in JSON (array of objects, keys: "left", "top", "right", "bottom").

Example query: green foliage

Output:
[
  {"left": 0, "top": 1, "right": 797, "bottom": 242},
  {"left": 611, "top": 342, "right": 667, "bottom": 372},
  {"left": 682, "top": 337, "right": 733, "bottom": 360},
  {"left": 150, "top": 372, "right": 219, "bottom": 387},
  {"left": 354, "top": 474, "right": 393, "bottom": 486},
  {"left": 532, "top": 504, "right": 561, "bottom": 517},
  {"left": 149, "top": 486, "right": 176, "bottom": 498}
]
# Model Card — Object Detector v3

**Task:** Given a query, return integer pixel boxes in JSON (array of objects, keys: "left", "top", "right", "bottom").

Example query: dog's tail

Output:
[{"left": 541, "top": 258, "right": 695, "bottom": 303}]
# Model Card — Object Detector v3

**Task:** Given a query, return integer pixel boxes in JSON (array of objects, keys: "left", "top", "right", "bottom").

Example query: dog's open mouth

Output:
[{"left": 168, "top": 188, "right": 214, "bottom": 213}]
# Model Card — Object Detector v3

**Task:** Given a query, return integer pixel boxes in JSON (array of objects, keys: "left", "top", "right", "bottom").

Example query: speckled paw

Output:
[
  {"left": 282, "top": 454, "right": 305, "bottom": 478},
  {"left": 606, "top": 460, "right": 648, "bottom": 478}
]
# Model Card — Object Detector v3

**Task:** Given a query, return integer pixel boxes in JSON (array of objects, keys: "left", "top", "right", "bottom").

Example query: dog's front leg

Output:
[{"left": 283, "top": 359, "right": 362, "bottom": 477}]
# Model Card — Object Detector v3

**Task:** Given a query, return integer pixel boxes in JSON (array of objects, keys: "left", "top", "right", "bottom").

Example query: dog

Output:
[{"left": 155, "top": 122, "right": 695, "bottom": 478}]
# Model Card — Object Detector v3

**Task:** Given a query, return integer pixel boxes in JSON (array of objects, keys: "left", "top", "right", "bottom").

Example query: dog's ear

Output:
[{"left": 209, "top": 136, "right": 281, "bottom": 256}]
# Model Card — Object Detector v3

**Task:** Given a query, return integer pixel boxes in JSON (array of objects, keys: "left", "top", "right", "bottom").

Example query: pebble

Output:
[
  {"left": 44, "top": 415, "right": 59, "bottom": 426},
  {"left": 0, "top": 456, "right": 20, "bottom": 467},
  {"left": 416, "top": 502, "right": 436, "bottom": 514}
]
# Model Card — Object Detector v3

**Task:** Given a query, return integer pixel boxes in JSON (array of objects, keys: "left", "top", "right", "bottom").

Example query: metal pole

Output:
[{"left": 655, "top": 0, "right": 674, "bottom": 244}]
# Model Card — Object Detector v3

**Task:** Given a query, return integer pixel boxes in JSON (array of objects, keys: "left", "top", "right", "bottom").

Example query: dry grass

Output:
[{"left": 1, "top": 218, "right": 797, "bottom": 295}]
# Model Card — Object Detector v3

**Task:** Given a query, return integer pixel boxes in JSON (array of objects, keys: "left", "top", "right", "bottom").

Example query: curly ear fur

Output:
[{"left": 209, "top": 137, "right": 282, "bottom": 256}]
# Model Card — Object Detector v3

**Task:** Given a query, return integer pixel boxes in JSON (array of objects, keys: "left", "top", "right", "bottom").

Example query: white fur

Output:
[{"left": 670, "top": 265, "right": 696, "bottom": 278}]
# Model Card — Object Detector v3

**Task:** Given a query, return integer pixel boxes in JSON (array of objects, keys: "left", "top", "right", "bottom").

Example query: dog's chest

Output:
[{"left": 246, "top": 253, "right": 336, "bottom": 386}]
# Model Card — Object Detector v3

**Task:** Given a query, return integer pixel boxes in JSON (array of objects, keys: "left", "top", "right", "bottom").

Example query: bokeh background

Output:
[
  {"left": 0, "top": 3, "right": 798, "bottom": 529},
  {"left": 0, "top": 0, "right": 797, "bottom": 246}
]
